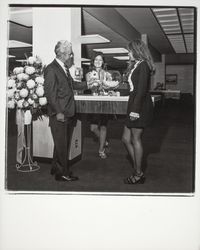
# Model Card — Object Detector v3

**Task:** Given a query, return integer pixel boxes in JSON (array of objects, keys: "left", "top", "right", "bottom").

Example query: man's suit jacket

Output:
[{"left": 44, "top": 59, "right": 86, "bottom": 118}]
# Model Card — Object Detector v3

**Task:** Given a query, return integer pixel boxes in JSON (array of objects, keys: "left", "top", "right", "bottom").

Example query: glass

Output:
[{"left": 74, "top": 67, "right": 83, "bottom": 81}]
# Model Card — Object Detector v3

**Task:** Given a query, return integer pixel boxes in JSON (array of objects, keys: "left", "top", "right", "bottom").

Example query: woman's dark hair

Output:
[{"left": 89, "top": 51, "right": 106, "bottom": 71}]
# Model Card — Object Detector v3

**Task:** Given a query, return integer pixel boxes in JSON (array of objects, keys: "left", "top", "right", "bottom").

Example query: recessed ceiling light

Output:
[
  {"left": 113, "top": 56, "right": 129, "bottom": 60},
  {"left": 8, "top": 40, "right": 32, "bottom": 48},
  {"left": 93, "top": 48, "right": 128, "bottom": 54},
  {"left": 80, "top": 35, "right": 110, "bottom": 44}
]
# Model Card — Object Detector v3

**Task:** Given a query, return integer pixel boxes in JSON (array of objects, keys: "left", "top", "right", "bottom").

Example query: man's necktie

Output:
[
  {"left": 64, "top": 65, "right": 70, "bottom": 76},
  {"left": 64, "top": 65, "right": 73, "bottom": 90}
]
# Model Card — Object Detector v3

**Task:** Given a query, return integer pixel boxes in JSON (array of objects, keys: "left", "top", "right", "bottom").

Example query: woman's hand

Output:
[{"left": 129, "top": 112, "right": 140, "bottom": 121}]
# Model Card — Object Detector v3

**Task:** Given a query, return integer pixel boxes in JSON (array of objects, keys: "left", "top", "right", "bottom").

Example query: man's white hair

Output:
[{"left": 54, "top": 40, "right": 72, "bottom": 57}]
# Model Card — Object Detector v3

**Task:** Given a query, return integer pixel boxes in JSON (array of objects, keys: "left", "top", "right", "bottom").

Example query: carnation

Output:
[
  {"left": 8, "top": 99, "right": 15, "bottom": 109},
  {"left": 36, "top": 86, "right": 44, "bottom": 97},
  {"left": 13, "top": 67, "right": 24, "bottom": 75},
  {"left": 7, "top": 89, "right": 15, "bottom": 98},
  {"left": 25, "top": 66, "right": 35, "bottom": 75},
  {"left": 27, "top": 56, "right": 36, "bottom": 65},
  {"left": 22, "top": 73, "right": 29, "bottom": 81},
  {"left": 20, "top": 88, "right": 29, "bottom": 98},
  {"left": 92, "top": 82, "right": 99, "bottom": 87},
  {"left": 35, "top": 76, "right": 44, "bottom": 85},
  {"left": 11, "top": 74, "right": 17, "bottom": 80},
  {"left": 16, "top": 82, "right": 22, "bottom": 88},
  {"left": 14, "top": 92, "right": 20, "bottom": 100},
  {"left": 32, "top": 93, "right": 38, "bottom": 100},
  {"left": 33, "top": 102, "right": 39, "bottom": 108},
  {"left": 35, "top": 56, "right": 42, "bottom": 65},
  {"left": 26, "top": 79, "right": 36, "bottom": 89},
  {"left": 7, "top": 79, "right": 16, "bottom": 88},
  {"left": 17, "top": 73, "right": 25, "bottom": 81},
  {"left": 90, "top": 70, "right": 99, "bottom": 79},
  {"left": 39, "top": 97, "right": 47, "bottom": 106},
  {"left": 28, "top": 98, "right": 35, "bottom": 105},
  {"left": 17, "top": 99, "right": 24, "bottom": 108},
  {"left": 23, "top": 101, "right": 29, "bottom": 108}
]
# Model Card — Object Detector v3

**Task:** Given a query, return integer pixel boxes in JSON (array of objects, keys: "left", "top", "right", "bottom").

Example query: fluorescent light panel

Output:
[
  {"left": 93, "top": 48, "right": 128, "bottom": 54},
  {"left": 81, "top": 58, "right": 90, "bottom": 62},
  {"left": 159, "top": 19, "right": 179, "bottom": 23},
  {"left": 163, "top": 27, "right": 181, "bottom": 31},
  {"left": 161, "top": 24, "right": 180, "bottom": 27},
  {"left": 80, "top": 35, "right": 110, "bottom": 44},
  {"left": 9, "top": 8, "right": 32, "bottom": 27},
  {"left": 113, "top": 56, "right": 129, "bottom": 60},
  {"left": 152, "top": 8, "right": 176, "bottom": 12},
  {"left": 8, "top": 40, "right": 32, "bottom": 48},
  {"left": 156, "top": 14, "right": 177, "bottom": 18},
  {"left": 16, "top": 59, "right": 27, "bottom": 62},
  {"left": 8, "top": 55, "right": 15, "bottom": 58},
  {"left": 82, "top": 62, "right": 90, "bottom": 65}
]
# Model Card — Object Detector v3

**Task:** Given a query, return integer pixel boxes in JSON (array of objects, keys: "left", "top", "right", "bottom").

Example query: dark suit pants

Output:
[{"left": 49, "top": 115, "right": 75, "bottom": 176}]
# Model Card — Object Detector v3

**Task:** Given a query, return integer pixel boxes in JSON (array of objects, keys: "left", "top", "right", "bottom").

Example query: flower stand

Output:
[{"left": 16, "top": 110, "right": 40, "bottom": 172}]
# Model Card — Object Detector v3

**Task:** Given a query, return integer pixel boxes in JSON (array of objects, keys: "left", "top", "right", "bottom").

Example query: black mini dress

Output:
[{"left": 125, "top": 61, "right": 154, "bottom": 128}]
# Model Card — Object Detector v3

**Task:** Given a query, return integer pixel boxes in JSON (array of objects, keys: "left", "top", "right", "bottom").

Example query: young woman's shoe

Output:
[
  {"left": 124, "top": 172, "right": 145, "bottom": 184},
  {"left": 99, "top": 149, "right": 107, "bottom": 159}
]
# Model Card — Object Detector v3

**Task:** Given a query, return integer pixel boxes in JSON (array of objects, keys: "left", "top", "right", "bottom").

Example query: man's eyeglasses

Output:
[{"left": 69, "top": 52, "right": 74, "bottom": 58}]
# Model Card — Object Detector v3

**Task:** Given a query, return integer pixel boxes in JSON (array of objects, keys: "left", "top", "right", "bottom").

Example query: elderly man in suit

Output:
[{"left": 44, "top": 40, "right": 85, "bottom": 182}]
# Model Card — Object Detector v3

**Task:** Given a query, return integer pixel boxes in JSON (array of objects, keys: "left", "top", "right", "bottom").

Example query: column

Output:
[{"left": 32, "top": 7, "right": 82, "bottom": 160}]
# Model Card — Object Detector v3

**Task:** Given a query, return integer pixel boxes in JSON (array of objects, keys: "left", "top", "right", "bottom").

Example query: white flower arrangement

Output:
[
  {"left": 7, "top": 56, "right": 47, "bottom": 120},
  {"left": 102, "top": 70, "right": 121, "bottom": 91}
]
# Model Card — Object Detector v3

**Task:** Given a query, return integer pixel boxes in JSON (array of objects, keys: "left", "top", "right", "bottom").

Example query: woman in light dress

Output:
[{"left": 86, "top": 52, "right": 112, "bottom": 159}]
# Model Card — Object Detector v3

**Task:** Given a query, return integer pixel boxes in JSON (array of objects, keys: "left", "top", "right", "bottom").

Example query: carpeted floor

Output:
[{"left": 6, "top": 98, "right": 194, "bottom": 194}]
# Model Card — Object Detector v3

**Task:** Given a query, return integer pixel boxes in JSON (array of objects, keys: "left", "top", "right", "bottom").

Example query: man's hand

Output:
[{"left": 56, "top": 113, "right": 65, "bottom": 122}]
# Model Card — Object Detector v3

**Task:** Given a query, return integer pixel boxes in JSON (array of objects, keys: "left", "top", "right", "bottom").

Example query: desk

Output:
[{"left": 33, "top": 94, "right": 161, "bottom": 159}]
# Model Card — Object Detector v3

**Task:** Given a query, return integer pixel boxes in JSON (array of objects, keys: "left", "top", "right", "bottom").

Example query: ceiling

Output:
[{"left": 8, "top": 6, "right": 196, "bottom": 70}]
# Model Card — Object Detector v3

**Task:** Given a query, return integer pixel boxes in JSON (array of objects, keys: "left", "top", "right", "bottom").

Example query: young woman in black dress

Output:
[{"left": 122, "top": 39, "right": 155, "bottom": 184}]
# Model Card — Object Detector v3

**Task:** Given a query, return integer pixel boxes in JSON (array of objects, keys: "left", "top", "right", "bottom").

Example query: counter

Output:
[
  {"left": 33, "top": 94, "right": 161, "bottom": 159},
  {"left": 75, "top": 94, "right": 161, "bottom": 114}
]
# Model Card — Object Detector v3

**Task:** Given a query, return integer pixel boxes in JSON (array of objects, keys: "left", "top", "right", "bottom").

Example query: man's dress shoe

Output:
[
  {"left": 55, "top": 174, "right": 79, "bottom": 182},
  {"left": 51, "top": 167, "right": 72, "bottom": 176}
]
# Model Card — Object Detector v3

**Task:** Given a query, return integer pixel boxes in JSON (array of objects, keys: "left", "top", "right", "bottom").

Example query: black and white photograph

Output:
[
  {"left": 0, "top": 1, "right": 200, "bottom": 250},
  {"left": 6, "top": 4, "right": 195, "bottom": 193}
]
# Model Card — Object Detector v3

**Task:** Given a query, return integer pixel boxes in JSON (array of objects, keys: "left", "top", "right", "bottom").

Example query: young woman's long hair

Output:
[
  {"left": 126, "top": 39, "right": 155, "bottom": 75},
  {"left": 88, "top": 51, "right": 106, "bottom": 72}
]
